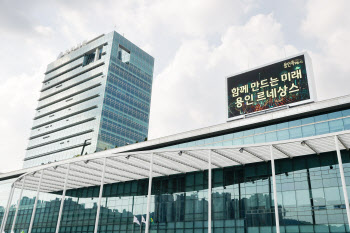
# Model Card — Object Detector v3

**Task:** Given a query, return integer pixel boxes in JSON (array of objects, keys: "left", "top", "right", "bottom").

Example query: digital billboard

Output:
[{"left": 226, "top": 53, "right": 316, "bottom": 120}]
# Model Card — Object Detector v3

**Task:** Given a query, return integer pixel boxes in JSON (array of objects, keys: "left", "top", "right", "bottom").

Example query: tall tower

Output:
[{"left": 23, "top": 31, "right": 154, "bottom": 168}]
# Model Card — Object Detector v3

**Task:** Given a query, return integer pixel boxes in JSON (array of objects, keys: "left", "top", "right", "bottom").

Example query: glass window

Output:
[
  {"left": 223, "top": 133, "right": 234, "bottom": 140},
  {"left": 302, "top": 116, "right": 314, "bottom": 125},
  {"left": 324, "top": 187, "right": 342, "bottom": 206},
  {"left": 266, "top": 124, "right": 276, "bottom": 132},
  {"left": 342, "top": 109, "right": 350, "bottom": 117},
  {"left": 204, "top": 138, "right": 213, "bottom": 145},
  {"left": 302, "top": 125, "right": 316, "bottom": 137},
  {"left": 314, "top": 114, "right": 328, "bottom": 122},
  {"left": 243, "top": 136, "right": 254, "bottom": 145},
  {"left": 232, "top": 138, "right": 243, "bottom": 146},
  {"left": 289, "top": 119, "right": 301, "bottom": 127},
  {"left": 344, "top": 117, "right": 350, "bottom": 130},
  {"left": 277, "top": 129, "right": 289, "bottom": 141},
  {"left": 253, "top": 134, "right": 265, "bottom": 143},
  {"left": 328, "top": 111, "right": 342, "bottom": 120},
  {"left": 289, "top": 127, "right": 302, "bottom": 139},
  {"left": 265, "top": 132, "right": 277, "bottom": 142},
  {"left": 296, "top": 190, "right": 310, "bottom": 206},
  {"left": 276, "top": 122, "right": 288, "bottom": 130},
  {"left": 315, "top": 122, "right": 330, "bottom": 135},
  {"left": 329, "top": 119, "right": 344, "bottom": 133},
  {"left": 254, "top": 127, "right": 265, "bottom": 134},
  {"left": 282, "top": 191, "right": 296, "bottom": 207},
  {"left": 243, "top": 129, "right": 254, "bottom": 137}
]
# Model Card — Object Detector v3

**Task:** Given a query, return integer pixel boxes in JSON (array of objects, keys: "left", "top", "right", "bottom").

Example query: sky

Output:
[{"left": 0, "top": 0, "right": 349, "bottom": 173}]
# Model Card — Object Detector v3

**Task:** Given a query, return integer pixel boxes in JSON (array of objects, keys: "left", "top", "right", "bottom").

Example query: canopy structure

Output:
[
  {"left": 2, "top": 130, "right": 350, "bottom": 233},
  {"left": 13, "top": 130, "right": 350, "bottom": 192}
]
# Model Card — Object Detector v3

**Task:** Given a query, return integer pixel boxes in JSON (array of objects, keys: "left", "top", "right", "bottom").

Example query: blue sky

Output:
[{"left": 0, "top": 0, "right": 349, "bottom": 172}]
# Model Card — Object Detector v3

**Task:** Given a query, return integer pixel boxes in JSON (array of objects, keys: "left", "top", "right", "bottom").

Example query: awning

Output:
[{"left": 13, "top": 130, "right": 350, "bottom": 193}]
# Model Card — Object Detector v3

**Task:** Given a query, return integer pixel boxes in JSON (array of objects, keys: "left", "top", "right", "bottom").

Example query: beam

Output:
[
  {"left": 270, "top": 145, "right": 280, "bottom": 233},
  {"left": 272, "top": 145, "right": 293, "bottom": 159},
  {"left": 182, "top": 150, "right": 222, "bottom": 168},
  {"left": 89, "top": 159, "right": 145, "bottom": 180},
  {"left": 240, "top": 148, "right": 267, "bottom": 162},
  {"left": 11, "top": 177, "right": 26, "bottom": 233},
  {"left": 145, "top": 153, "right": 154, "bottom": 233},
  {"left": 94, "top": 158, "right": 107, "bottom": 233},
  {"left": 208, "top": 150, "right": 212, "bottom": 233},
  {"left": 154, "top": 152, "right": 202, "bottom": 171},
  {"left": 0, "top": 184, "right": 15, "bottom": 233},
  {"left": 301, "top": 141, "right": 319, "bottom": 155},
  {"left": 337, "top": 136, "right": 349, "bottom": 151},
  {"left": 211, "top": 149, "right": 244, "bottom": 165},
  {"left": 28, "top": 170, "right": 44, "bottom": 233},
  {"left": 334, "top": 136, "right": 350, "bottom": 226},
  {"left": 55, "top": 164, "right": 70, "bottom": 233},
  {"left": 111, "top": 157, "right": 167, "bottom": 176},
  {"left": 134, "top": 155, "right": 185, "bottom": 173}
]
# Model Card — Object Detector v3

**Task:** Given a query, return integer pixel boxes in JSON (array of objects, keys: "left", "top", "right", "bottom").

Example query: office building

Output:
[{"left": 23, "top": 31, "right": 154, "bottom": 168}]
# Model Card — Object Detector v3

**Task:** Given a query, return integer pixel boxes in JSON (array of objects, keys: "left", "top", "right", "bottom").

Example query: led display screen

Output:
[{"left": 227, "top": 54, "right": 311, "bottom": 119}]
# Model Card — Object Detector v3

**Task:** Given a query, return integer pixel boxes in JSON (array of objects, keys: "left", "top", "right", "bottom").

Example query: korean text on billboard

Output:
[{"left": 227, "top": 55, "right": 310, "bottom": 118}]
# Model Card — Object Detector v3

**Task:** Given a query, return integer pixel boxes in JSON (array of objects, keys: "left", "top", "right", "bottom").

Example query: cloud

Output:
[
  {"left": 0, "top": 0, "right": 349, "bottom": 173},
  {"left": 0, "top": 69, "right": 43, "bottom": 172},
  {"left": 301, "top": 0, "right": 350, "bottom": 100},
  {"left": 34, "top": 25, "right": 54, "bottom": 36},
  {"left": 149, "top": 14, "right": 299, "bottom": 139}
]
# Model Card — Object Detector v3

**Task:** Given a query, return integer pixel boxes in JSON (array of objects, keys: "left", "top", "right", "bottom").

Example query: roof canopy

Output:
[{"left": 14, "top": 131, "right": 350, "bottom": 193}]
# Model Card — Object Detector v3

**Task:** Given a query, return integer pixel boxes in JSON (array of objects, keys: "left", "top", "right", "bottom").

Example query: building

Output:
[
  {"left": 1, "top": 92, "right": 350, "bottom": 233},
  {"left": 23, "top": 31, "right": 154, "bottom": 168}
]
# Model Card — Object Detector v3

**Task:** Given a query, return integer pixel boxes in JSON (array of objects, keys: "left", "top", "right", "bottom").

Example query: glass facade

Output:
[
  {"left": 166, "top": 109, "right": 350, "bottom": 150},
  {"left": 24, "top": 31, "right": 154, "bottom": 168},
  {"left": 2, "top": 151, "right": 350, "bottom": 233},
  {"left": 98, "top": 33, "right": 154, "bottom": 150}
]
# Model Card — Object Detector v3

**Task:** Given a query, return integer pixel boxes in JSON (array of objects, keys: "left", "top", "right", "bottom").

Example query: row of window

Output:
[
  {"left": 104, "top": 97, "right": 149, "bottom": 123},
  {"left": 168, "top": 109, "right": 350, "bottom": 149},
  {"left": 102, "top": 108, "right": 148, "bottom": 134},
  {"left": 3, "top": 152, "right": 350, "bottom": 233},
  {"left": 105, "top": 84, "right": 150, "bottom": 114},
  {"left": 106, "top": 73, "right": 151, "bottom": 104},
  {"left": 109, "top": 62, "right": 152, "bottom": 91},
  {"left": 98, "top": 130, "right": 135, "bottom": 148},
  {"left": 100, "top": 118, "right": 146, "bottom": 143}
]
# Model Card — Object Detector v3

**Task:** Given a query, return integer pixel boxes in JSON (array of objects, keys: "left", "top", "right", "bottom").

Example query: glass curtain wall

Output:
[{"left": 2, "top": 150, "right": 350, "bottom": 233}]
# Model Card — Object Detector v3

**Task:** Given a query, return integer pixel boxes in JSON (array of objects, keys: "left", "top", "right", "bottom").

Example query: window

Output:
[{"left": 83, "top": 51, "right": 95, "bottom": 66}]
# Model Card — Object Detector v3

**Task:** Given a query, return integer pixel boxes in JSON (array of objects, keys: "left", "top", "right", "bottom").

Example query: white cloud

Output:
[
  {"left": 149, "top": 14, "right": 299, "bottom": 139},
  {"left": 0, "top": 70, "right": 43, "bottom": 172},
  {"left": 0, "top": 0, "right": 349, "bottom": 173},
  {"left": 301, "top": 0, "right": 350, "bottom": 100},
  {"left": 34, "top": 25, "right": 54, "bottom": 36}
]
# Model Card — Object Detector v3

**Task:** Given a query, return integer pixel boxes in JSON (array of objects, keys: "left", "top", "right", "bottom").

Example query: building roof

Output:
[
  {"left": 12, "top": 129, "right": 350, "bottom": 193},
  {"left": 2, "top": 94, "right": 350, "bottom": 183}
]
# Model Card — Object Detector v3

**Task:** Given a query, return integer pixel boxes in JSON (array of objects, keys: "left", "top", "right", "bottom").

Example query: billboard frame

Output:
[{"left": 225, "top": 52, "right": 317, "bottom": 122}]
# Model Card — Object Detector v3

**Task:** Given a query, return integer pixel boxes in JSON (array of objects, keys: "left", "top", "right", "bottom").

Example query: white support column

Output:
[
  {"left": 55, "top": 164, "right": 71, "bottom": 233},
  {"left": 28, "top": 170, "right": 44, "bottom": 233},
  {"left": 94, "top": 158, "right": 107, "bottom": 233},
  {"left": 0, "top": 184, "right": 15, "bottom": 233},
  {"left": 334, "top": 136, "right": 350, "bottom": 225},
  {"left": 208, "top": 150, "right": 212, "bottom": 233},
  {"left": 270, "top": 145, "right": 280, "bottom": 233},
  {"left": 11, "top": 176, "right": 26, "bottom": 233},
  {"left": 145, "top": 153, "right": 154, "bottom": 233},
  {"left": 94, "top": 47, "right": 100, "bottom": 61}
]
